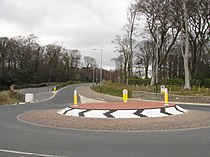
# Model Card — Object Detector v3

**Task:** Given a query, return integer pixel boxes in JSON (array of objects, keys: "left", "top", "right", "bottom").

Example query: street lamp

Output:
[
  {"left": 92, "top": 66, "right": 95, "bottom": 85},
  {"left": 93, "top": 48, "right": 103, "bottom": 92}
]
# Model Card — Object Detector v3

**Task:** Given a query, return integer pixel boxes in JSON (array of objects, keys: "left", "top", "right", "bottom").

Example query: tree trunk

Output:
[
  {"left": 183, "top": 54, "right": 191, "bottom": 89},
  {"left": 182, "top": 0, "right": 191, "bottom": 89},
  {"left": 150, "top": 63, "right": 156, "bottom": 86},
  {"left": 145, "top": 64, "right": 149, "bottom": 79},
  {"left": 124, "top": 62, "right": 127, "bottom": 84}
]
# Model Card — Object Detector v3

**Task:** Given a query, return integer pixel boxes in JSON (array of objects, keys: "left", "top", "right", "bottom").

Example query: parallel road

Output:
[{"left": 0, "top": 84, "right": 210, "bottom": 157}]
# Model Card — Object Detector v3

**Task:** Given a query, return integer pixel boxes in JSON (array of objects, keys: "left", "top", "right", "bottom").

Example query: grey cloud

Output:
[
  {"left": 0, "top": 0, "right": 49, "bottom": 29},
  {"left": 0, "top": 0, "right": 132, "bottom": 69}
]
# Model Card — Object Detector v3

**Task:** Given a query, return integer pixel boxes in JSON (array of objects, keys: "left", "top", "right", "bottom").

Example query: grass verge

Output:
[
  {"left": 91, "top": 83, "right": 134, "bottom": 98},
  {"left": 0, "top": 91, "right": 20, "bottom": 105},
  {"left": 91, "top": 82, "right": 210, "bottom": 97}
]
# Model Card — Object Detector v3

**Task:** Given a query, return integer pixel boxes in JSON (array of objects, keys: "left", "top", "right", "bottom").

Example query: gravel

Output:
[{"left": 18, "top": 109, "right": 210, "bottom": 132}]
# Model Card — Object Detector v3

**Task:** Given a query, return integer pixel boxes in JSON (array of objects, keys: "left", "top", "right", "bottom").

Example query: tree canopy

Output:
[{"left": 112, "top": 0, "right": 210, "bottom": 88}]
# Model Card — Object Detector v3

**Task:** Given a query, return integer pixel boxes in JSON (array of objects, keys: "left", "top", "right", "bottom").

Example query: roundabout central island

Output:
[{"left": 58, "top": 101, "right": 187, "bottom": 118}]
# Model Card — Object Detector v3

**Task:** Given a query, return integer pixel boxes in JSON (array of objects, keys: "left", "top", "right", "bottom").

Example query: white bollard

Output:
[
  {"left": 160, "top": 85, "right": 165, "bottom": 94},
  {"left": 123, "top": 89, "right": 128, "bottom": 103},
  {"left": 74, "top": 90, "right": 78, "bottom": 105},
  {"left": 53, "top": 86, "right": 56, "bottom": 91},
  {"left": 25, "top": 93, "right": 34, "bottom": 103},
  {"left": 164, "top": 88, "right": 169, "bottom": 106}
]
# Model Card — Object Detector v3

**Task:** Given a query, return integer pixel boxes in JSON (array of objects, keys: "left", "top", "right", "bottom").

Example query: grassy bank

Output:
[
  {"left": 91, "top": 83, "right": 143, "bottom": 98},
  {"left": 0, "top": 91, "right": 20, "bottom": 105},
  {"left": 0, "top": 80, "right": 80, "bottom": 105},
  {"left": 91, "top": 82, "right": 210, "bottom": 97}
]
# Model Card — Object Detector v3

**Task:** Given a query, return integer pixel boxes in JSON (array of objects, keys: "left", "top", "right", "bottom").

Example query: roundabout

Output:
[
  {"left": 58, "top": 101, "right": 186, "bottom": 118},
  {"left": 18, "top": 108, "right": 210, "bottom": 132},
  {"left": 18, "top": 95, "right": 210, "bottom": 132},
  {"left": 1, "top": 84, "right": 210, "bottom": 157},
  {"left": 17, "top": 85, "right": 210, "bottom": 133}
]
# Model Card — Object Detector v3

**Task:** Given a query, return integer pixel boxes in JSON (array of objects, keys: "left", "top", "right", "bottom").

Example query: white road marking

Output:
[
  {"left": 0, "top": 149, "right": 68, "bottom": 157},
  {"left": 79, "top": 95, "right": 105, "bottom": 103},
  {"left": 96, "top": 98, "right": 105, "bottom": 101}
]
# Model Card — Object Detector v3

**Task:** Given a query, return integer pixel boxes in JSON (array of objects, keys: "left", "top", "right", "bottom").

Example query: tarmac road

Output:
[
  {"left": 20, "top": 86, "right": 55, "bottom": 102},
  {"left": 0, "top": 83, "right": 210, "bottom": 157}
]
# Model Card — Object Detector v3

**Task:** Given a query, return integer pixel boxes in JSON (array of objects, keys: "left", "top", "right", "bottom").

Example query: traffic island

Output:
[
  {"left": 18, "top": 108, "right": 210, "bottom": 132},
  {"left": 57, "top": 101, "right": 187, "bottom": 118}
]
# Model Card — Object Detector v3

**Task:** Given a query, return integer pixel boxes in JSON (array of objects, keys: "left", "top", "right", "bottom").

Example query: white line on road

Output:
[
  {"left": 96, "top": 98, "right": 105, "bottom": 101},
  {"left": 0, "top": 149, "right": 68, "bottom": 157}
]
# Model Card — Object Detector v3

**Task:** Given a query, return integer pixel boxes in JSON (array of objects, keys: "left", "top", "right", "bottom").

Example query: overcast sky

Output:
[{"left": 0, "top": 0, "right": 133, "bottom": 70}]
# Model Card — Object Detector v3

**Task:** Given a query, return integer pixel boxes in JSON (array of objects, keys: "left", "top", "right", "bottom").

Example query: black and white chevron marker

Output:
[{"left": 57, "top": 105, "right": 187, "bottom": 118}]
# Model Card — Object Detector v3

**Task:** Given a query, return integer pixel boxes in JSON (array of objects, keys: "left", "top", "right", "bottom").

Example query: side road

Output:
[
  {"left": 76, "top": 85, "right": 122, "bottom": 102},
  {"left": 20, "top": 86, "right": 56, "bottom": 103}
]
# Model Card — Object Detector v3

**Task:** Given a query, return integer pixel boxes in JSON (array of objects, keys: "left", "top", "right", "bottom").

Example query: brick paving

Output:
[{"left": 71, "top": 101, "right": 174, "bottom": 110}]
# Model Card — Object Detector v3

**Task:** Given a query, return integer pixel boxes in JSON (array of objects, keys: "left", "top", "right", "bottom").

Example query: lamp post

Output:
[
  {"left": 93, "top": 48, "right": 103, "bottom": 92},
  {"left": 92, "top": 66, "right": 95, "bottom": 86}
]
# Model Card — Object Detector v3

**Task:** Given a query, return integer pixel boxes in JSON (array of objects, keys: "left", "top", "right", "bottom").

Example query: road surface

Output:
[{"left": 0, "top": 83, "right": 210, "bottom": 157}]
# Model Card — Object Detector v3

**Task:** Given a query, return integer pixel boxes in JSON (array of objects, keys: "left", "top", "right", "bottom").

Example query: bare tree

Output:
[
  {"left": 135, "top": 40, "right": 154, "bottom": 78},
  {"left": 136, "top": 0, "right": 181, "bottom": 85},
  {"left": 124, "top": 3, "right": 139, "bottom": 78},
  {"left": 188, "top": 0, "right": 210, "bottom": 77},
  {"left": 44, "top": 43, "right": 62, "bottom": 82},
  {"left": 181, "top": 0, "right": 191, "bottom": 89},
  {"left": 83, "top": 56, "right": 97, "bottom": 68},
  {"left": 0, "top": 37, "right": 10, "bottom": 80},
  {"left": 111, "top": 55, "right": 124, "bottom": 82},
  {"left": 112, "top": 35, "right": 130, "bottom": 83},
  {"left": 83, "top": 56, "right": 97, "bottom": 82}
]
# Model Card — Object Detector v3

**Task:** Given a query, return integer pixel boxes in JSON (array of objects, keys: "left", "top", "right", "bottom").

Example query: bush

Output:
[
  {"left": 60, "top": 80, "right": 75, "bottom": 87},
  {"left": 0, "top": 91, "right": 20, "bottom": 105},
  {"left": 190, "top": 79, "right": 210, "bottom": 88},
  {"left": 128, "top": 78, "right": 150, "bottom": 86},
  {"left": 128, "top": 77, "right": 210, "bottom": 88},
  {"left": 203, "top": 79, "right": 210, "bottom": 88}
]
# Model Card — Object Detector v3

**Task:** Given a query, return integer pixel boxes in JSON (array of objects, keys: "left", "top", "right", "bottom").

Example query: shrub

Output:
[
  {"left": 203, "top": 79, "right": 210, "bottom": 88},
  {"left": 166, "top": 79, "right": 184, "bottom": 86},
  {"left": 128, "top": 78, "right": 150, "bottom": 86}
]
